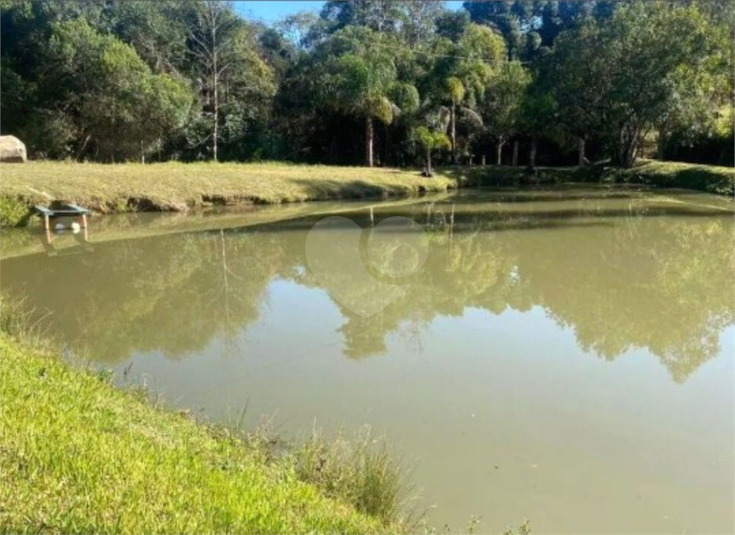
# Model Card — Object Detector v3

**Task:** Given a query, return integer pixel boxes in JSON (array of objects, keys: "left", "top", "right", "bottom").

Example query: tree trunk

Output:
[
  {"left": 220, "top": 229, "right": 230, "bottom": 334},
  {"left": 450, "top": 102, "right": 457, "bottom": 165},
  {"left": 496, "top": 139, "right": 504, "bottom": 165},
  {"left": 191, "top": 2, "right": 231, "bottom": 162},
  {"left": 577, "top": 137, "right": 585, "bottom": 167},
  {"left": 76, "top": 134, "right": 91, "bottom": 161},
  {"left": 481, "top": 155, "right": 486, "bottom": 166},
  {"left": 612, "top": 144, "right": 637, "bottom": 167},
  {"left": 657, "top": 129, "right": 666, "bottom": 161},
  {"left": 620, "top": 143, "right": 638, "bottom": 167},
  {"left": 425, "top": 150, "right": 433, "bottom": 176},
  {"left": 512, "top": 140, "right": 519, "bottom": 166},
  {"left": 611, "top": 122, "right": 640, "bottom": 167},
  {"left": 365, "top": 116, "right": 374, "bottom": 167},
  {"left": 384, "top": 122, "right": 391, "bottom": 166},
  {"left": 212, "top": 23, "right": 219, "bottom": 163},
  {"left": 529, "top": 137, "right": 537, "bottom": 169}
]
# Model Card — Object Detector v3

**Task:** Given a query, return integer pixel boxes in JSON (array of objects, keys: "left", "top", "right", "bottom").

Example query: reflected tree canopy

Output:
[{"left": 2, "top": 193, "right": 732, "bottom": 383}]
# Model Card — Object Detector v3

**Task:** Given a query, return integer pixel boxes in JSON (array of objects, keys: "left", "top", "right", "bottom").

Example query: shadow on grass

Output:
[
  {"left": 288, "top": 176, "right": 444, "bottom": 201},
  {"left": 436, "top": 165, "right": 583, "bottom": 188},
  {"left": 436, "top": 162, "right": 735, "bottom": 196}
]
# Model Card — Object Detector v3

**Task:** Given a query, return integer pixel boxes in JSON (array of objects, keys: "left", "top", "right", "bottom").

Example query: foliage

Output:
[
  {"left": 415, "top": 127, "right": 451, "bottom": 153},
  {"left": 415, "top": 126, "right": 451, "bottom": 174},
  {"left": 607, "top": 159, "right": 735, "bottom": 196},
  {"left": 8, "top": 14, "right": 193, "bottom": 160},
  {"left": 1, "top": 0, "right": 732, "bottom": 167},
  {"left": 0, "top": 196, "right": 30, "bottom": 227},
  {"left": 481, "top": 61, "right": 531, "bottom": 156},
  {"left": 546, "top": 2, "right": 731, "bottom": 166}
]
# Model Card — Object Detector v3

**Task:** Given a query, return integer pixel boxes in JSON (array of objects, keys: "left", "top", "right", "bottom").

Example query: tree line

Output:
[{"left": 1, "top": 1, "right": 732, "bottom": 167}]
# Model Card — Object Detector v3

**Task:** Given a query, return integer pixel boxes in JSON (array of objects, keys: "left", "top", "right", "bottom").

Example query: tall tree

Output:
[
  {"left": 655, "top": 0, "right": 734, "bottom": 160},
  {"left": 312, "top": 26, "right": 416, "bottom": 166},
  {"left": 519, "top": 80, "right": 558, "bottom": 168},
  {"left": 187, "top": 1, "right": 237, "bottom": 161},
  {"left": 462, "top": 1, "right": 533, "bottom": 60},
  {"left": 186, "top": 1, "right": 275, "bottom": 161},
  {"left": 481, "top": 61, "right": 530, "bottom": 165},
  {"left": 0, "top": 10, "right": 193, "bottom": 161},
  {"left": 429, "top": 23, "right": 505, "bottom": 164},
  {"left": 546, "top": 2, "right": 719, "bottom": 166}
]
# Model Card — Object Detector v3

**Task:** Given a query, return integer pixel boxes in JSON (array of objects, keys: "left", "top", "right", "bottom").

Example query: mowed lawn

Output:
[
  {"left": 0, "top": 161, "right": 456, "bottom": 213},
  {"left": 1, "top": 159, "right": 730, "bottom": 227}
]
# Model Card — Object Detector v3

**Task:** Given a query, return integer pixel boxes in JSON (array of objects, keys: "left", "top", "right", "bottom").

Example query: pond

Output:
[{"left": 2, "top": 188, "right": 733, "bottom": 534}]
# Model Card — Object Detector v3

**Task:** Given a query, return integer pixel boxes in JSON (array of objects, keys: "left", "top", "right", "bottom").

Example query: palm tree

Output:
[{"left": 317, "top": 27, "right": 417, "bottom": 167}]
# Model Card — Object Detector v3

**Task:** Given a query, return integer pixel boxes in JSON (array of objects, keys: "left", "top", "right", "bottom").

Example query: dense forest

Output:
[{"left": 1, "top": 1, "right": 733, "bottom": 167}]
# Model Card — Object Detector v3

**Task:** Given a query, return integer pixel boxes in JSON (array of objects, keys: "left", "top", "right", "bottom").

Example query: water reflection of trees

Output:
[
  {"left": 1, "top": 201, "right": 732, "bottom": 383},
  {"left": 514, "top": 217, "right": 734, "bottom": 382},
  {"left": 1, "top": 231, "right": 287, "bottom": 362}
]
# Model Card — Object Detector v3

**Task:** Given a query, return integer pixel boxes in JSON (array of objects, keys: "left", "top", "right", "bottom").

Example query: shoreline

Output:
[
  {"left": 0, "top": 162, "right": 457, "bottom": 227},
  {"left": 1, "top": 160, "right": 732, "bottom": 228},
  {"left": 0, "top": 325, "right": 409, "bottom": 534}
]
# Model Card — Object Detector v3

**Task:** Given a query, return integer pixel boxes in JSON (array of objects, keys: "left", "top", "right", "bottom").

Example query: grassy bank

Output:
[
  {"left": 0, "top": 161, "right": 456, "bottom": 227},
  {"left": 0, "top": 309, "right": 407, "bottom": 533},
  {"left": 0, "top": 193, "right": 453, "bottom": 260},
  {"left": 609, "top": 160, "right": 735, "bottom": 194},
  {"left": 447, "top": 159, "right": 734, "bottom": 195},
  {"left": 2, "top": 159, "right": 731, "bottom": 227}
]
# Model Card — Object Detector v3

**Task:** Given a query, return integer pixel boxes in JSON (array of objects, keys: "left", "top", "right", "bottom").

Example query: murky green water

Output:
[{"left": 2, "top": 188, "right": 733, "bottom": 533}]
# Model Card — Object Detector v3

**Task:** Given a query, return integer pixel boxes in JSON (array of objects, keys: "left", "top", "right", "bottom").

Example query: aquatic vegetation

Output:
[{"left": 291, "top": 426, "right": 412, "bottom": 524}]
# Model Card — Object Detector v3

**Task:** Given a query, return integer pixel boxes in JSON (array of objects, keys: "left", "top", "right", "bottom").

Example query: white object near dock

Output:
[{"left": 34, "top": 203, "right": 91, "bottom": 231}]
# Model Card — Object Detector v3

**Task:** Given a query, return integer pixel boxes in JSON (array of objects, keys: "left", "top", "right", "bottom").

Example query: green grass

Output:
[
  {"left": 441, "top": 159, "right": 734, "bottom": 195},
  {"left": 0, "top": 305, "right": 407, "bottom": 534},
  {"left": 292, "top": 427, "right": 411, "bottom": 525},
  {"left": 607, "top": 159, "right": 735, "bottom": 195},
  {"left": 0, "top": 161, "right": 457, "bottom": 227},
  {"left": 2, "top": 159, "right": 730, "bottom": 227}
]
